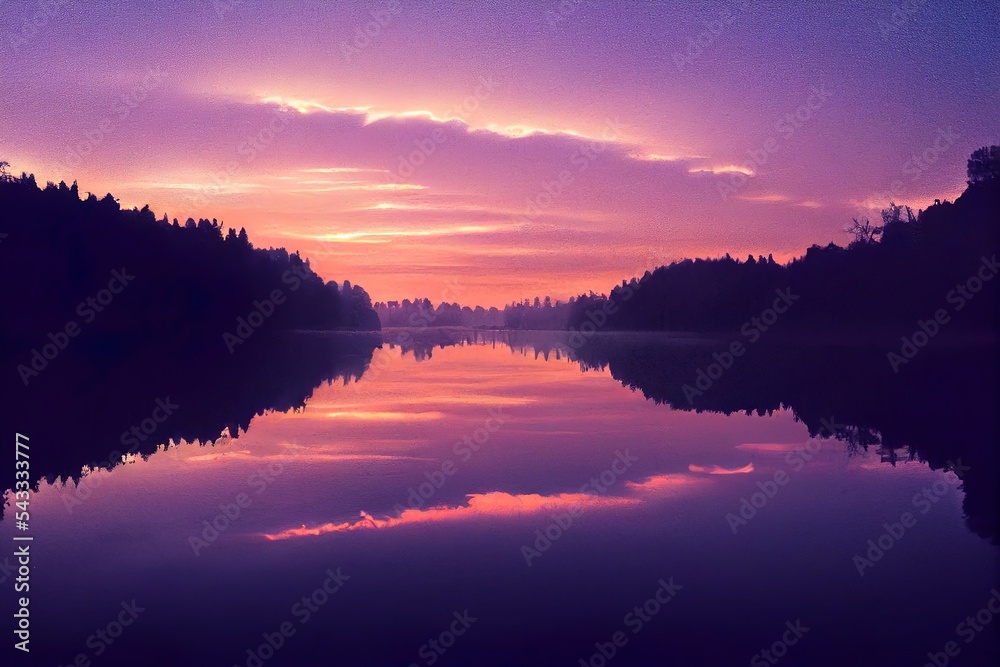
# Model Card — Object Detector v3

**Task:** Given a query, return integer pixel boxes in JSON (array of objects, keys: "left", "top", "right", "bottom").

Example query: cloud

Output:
[
  {"left": 735, "top": 443, "right": 803, "bottom": 452},
  {"left": 739, "top": 193, "right": 791, "bottom": 203},
  {"left": 261, "top": 468, "right": 714, "bottom": 541},
  {"left": 688, "top": 165, "right": 756, "bottom": 176},
  {"left": 624, "top": 473, "right": 704, "bottom": 492},
  {"left": 261, "top": 491, "right": 639, "bottom": 540},
  {"left": 0, "top": 88, "right": 861, "bottom": 305},
  {"left": 687, "top": 463, "right": 755, "bottom": 475}
]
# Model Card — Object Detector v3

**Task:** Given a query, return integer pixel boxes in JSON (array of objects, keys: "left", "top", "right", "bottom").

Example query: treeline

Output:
[
  {"left": 376, "top": 294, "right": 629, "bottom": 331},
  {"left": 0, "top": 173, "right": 380, "bottom": 351},
  {"left": 374, "top": 299, "right": 504, "bottom": 328},
  {"left": 373, "top": 146, "right": 997, "bottom": 336},
  {"left": 524, "top": 146, "right": 999, "bottom": 335}
]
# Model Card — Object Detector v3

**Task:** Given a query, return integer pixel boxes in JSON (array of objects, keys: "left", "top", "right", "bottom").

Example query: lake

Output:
[{"left": 4, "top": 330, "right": 997, "bottom": 666}]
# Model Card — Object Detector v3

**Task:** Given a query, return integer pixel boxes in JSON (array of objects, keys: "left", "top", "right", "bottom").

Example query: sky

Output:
[{"left": 1, "top": 0, "right": 997, "bottom": 307}]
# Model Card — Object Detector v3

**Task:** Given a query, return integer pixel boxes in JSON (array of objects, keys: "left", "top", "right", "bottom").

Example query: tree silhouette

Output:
[
  {"left": 486, "top": 147, "right": 998, "bottom": 336},
  {"left": 967, "top": 145, "right": 1000, "bottom": 185},
  {"left": 846, "top": 216, "right": 883, "bottom": 247},
  {"left": 0, "top": 173, "right": 381, "bottom": 344}
]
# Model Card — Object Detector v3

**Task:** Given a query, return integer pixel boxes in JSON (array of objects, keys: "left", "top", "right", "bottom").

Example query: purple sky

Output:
[{"left": 1, "top": 0, "right": 997, "bottom": 305}]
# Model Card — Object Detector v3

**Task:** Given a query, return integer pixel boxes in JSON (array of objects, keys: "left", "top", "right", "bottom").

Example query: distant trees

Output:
[
  {"left": 374, "top": 299, "right": 503, "bottom": 328},
  {"left": 504, "top": 296, "right": 574, "bottom": 330},
  {"left": 967, "top": 145, "right": 1000, "bottom": 185}
]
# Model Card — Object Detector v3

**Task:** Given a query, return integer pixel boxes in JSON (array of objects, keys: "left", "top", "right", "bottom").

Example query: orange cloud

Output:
[
  {"left": 688, "top": 164, "right": 755, "bottom": 176},
  {"left": 687, "top": 463, "right": 754, "bottom": 475},
  {"left": 736, "top": 443, "right": 802, "bottom": 452},
  {"left": 261, "top": 490, "right": 639, "bottom": 540},
  {"left": 624, "top": 473, "right": 703, "bottom": 492}
]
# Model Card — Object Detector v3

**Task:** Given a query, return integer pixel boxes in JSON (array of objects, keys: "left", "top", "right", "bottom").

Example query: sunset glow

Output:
[{"left": 2, "top": 2, "right": 994, "bottom": 306}]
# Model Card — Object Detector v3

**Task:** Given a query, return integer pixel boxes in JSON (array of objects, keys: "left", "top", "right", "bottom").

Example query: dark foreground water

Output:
[{"left": 3, "top": 330, "right": 997, "bottom": 666}]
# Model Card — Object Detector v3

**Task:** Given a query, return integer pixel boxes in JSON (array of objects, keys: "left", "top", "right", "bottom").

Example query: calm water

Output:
[{"left": 4, "top": 331, "right": 997, "bottom": 666}]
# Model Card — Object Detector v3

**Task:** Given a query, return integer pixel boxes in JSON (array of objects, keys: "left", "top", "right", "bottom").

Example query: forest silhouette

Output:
[
  {"left": 379, "top": 146, "right": 998, "bottom": 336},
  {"left": 2, "top": 148, "right": 996, "bottom": 521},
  {"left": 0, "top": 171, "right": 380, "bottom": 493},
  {"left": 0, "top": 171, "right": 380, "bottom": 352}
]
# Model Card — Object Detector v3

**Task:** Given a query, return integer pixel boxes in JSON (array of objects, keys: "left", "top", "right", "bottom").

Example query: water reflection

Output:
[
  {"left": 384, "top": 327, "right": 998, "bottom": 540},
  {"left": 1, "top": 330, "right": 996, "bottom": 666},
  {"left": 4, "top": 331, "right": 379, "bottom": 488}
]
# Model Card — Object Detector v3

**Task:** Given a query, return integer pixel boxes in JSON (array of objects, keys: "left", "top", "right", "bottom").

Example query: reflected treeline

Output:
[
  {"left": 383, "top": 327, "right": 998, "bottom": 541},
  {"left": 1, "top": 331, "right": 379, "bottom": 495},
  {"left": 381, "top": 326, "right": 492, "bottom": 360}
]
